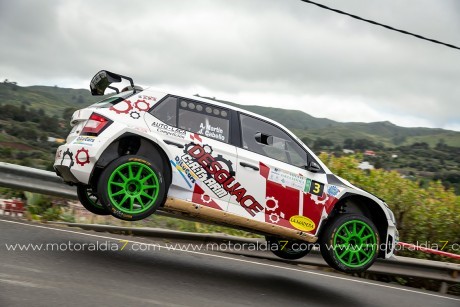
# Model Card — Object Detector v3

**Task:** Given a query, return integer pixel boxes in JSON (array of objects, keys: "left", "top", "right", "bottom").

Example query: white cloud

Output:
[{"left": 0, "top": 0, "right": 459, "bottom": 130}]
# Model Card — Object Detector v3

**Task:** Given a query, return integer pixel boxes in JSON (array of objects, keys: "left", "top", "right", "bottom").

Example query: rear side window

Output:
[
  {"left": 149, "top": 96, "right": 230, "bottom": 143},
  {"left": 150, "top": 96, "right": 177, "bottom": 126},
  {"left": 178, "top": 100, "right": 230, "bottom": 143}
]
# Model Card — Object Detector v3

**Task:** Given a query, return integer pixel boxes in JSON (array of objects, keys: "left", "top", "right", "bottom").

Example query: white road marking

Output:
[
  {"left": 1, "top": 263, "right": 43, "bottom": 273},
  {"left": 0, "top": 278, "right": 53, "bottom": 289},
  {"left": 1, "top": 218, "right": 459, "bottom": 302}
]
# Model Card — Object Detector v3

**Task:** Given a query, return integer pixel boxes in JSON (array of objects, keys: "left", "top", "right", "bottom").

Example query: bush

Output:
[{"left": 320, "top": 153, "right": 460, "bottom": 262}]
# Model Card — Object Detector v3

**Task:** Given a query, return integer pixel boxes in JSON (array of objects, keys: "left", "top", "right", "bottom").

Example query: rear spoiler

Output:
[{"left": 90, "top": 70, "right": 138, "bottom": 96}]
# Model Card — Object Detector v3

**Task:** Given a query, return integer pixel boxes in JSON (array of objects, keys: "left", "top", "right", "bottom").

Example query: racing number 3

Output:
[{"left": 309, "top": 180, "right": 324, "bottom": 196}]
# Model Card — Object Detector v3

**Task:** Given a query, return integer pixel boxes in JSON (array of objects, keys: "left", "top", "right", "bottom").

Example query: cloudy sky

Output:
[{"left": 1, "top": 0, "right": 459, "bottom": 130}]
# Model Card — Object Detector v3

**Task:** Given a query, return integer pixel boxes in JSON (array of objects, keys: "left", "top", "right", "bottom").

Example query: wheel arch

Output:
[
  {"left": 89, "top": 133, "right": 173, "bottom": 190},
  {"left": 319, "top": 193, "right": 389, "bottom": 258}
]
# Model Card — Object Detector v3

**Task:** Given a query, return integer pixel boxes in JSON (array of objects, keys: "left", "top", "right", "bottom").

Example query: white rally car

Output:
[{"left": 54, "top": 70, "right": 398, "bottom": 272}]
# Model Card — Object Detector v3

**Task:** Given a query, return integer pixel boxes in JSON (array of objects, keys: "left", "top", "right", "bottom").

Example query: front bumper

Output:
[{"left": 383, "top": 222, "right": 398, "bottom": 259}]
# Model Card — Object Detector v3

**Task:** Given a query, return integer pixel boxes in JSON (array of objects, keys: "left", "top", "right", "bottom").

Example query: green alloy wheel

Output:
[
  {"left": 98, "top": 155, "right": 166, "bottom": 221},
  {"left": 76, "top": 185, "right": 110, "bottom": 215},
  {"left": 320, "top": 214, "right": 379, "bottom": 273}
]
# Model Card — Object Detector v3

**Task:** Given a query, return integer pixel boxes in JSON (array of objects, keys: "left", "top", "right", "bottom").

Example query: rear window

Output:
[{"left": 90, "top": 90, "right": 139, "bottom": 108}]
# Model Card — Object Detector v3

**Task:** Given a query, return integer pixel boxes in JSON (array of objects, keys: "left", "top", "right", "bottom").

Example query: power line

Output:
[{"left": 300, "top": 0, "right": 460, "bottom": 51}]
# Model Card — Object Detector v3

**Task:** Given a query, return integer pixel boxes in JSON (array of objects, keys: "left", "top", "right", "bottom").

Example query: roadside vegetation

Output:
[{"left": 320, "top": 153, "right": 459, "bottom": 262}]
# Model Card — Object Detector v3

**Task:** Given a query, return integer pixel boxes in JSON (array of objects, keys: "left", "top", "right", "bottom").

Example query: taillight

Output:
[{"left": 81, "top": 113, "right": 112, "bottom": 136}]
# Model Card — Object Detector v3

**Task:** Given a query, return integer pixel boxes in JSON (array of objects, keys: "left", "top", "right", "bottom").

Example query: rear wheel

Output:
[
  {"left": 319, "top": 214, "right": 379, "bottom": 273},
  {"left": 76, "top": 185, "right": 109, "bottom": 215},
  {"left": 266, "top": 236, "right": 313, "bottom": 260},
  {"left": 98, "top": 155, "right": 167, "bottom": 221}
]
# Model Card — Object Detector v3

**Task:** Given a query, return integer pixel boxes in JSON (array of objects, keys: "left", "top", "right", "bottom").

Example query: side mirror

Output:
[
  {"left": 306, "top": 161, "right": 321, "bottom": 173},
  {"left": 255, "top": 132, "right": 273, "bottom": 145}
]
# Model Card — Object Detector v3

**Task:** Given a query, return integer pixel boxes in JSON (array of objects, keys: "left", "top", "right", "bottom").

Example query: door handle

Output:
[
  {"left": 239, "top": 162, "right": 259, "bottom": 171},
  {"left": 164, "top": 140, "right": 184, "bottom": 148}
]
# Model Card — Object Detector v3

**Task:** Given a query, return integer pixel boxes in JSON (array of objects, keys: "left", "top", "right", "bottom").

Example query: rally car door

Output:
[
  {"left": 230, "top": 113, "right": 330, "bottom": 235},
  {"left": 146, "top": 96, "right": 236, "bottom": 212}
]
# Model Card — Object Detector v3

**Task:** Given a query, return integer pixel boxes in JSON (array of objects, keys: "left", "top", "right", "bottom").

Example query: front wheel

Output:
[
  {"left": 266, "top": 236, "right": 313, "bottom": 260},
  {"left": 98, "top": 155, "right": 167, "bottom": 221},
  {"left": 319, "top": 214, "right": 379, "bottom": 273}
]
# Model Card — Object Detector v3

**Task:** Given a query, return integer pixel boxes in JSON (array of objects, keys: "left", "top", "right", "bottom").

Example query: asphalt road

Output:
[{"left": 0, "top": 218, "right": 458, "bottom": 307}]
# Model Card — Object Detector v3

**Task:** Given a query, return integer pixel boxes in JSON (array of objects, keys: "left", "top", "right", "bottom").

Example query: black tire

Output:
[
  {"left": 76, "top": 185, "right": 110, "bottom": 215},
  {"left": 319, "top": 214, "right": 380, "bottom": 273},
  {"left": 98, "top": 155, "right": 167, "bottom": 221},
  {"left": 266, "top": 236, "right": 313, "bottom": 260}
]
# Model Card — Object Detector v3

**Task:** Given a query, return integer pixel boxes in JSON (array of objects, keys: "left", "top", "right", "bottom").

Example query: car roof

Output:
[
  {"left": 142, "top": 87, "right": 332, "bottom": 174},
  {"left": 143, "top": 87, "right": 292, "bottom": 135}
]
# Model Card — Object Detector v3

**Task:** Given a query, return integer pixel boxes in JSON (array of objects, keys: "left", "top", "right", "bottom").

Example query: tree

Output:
[
  {"left": 301, "top": 136, "right": 313, "bottom": 147},
  {"left": 63, "top": 107, "right": 77, "bottom": 120},
  {"left": 313, "top": 138, "right": 334, "bottom": 150},
  {"left": 343, "top": 138, "right": 354, "bottom": 149}
]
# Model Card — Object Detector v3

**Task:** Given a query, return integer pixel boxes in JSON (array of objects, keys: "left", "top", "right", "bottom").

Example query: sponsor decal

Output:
[
  {"left": 152, "top": 122, "right": 187, "bottom": 139},
  {"left": 171, "top": 157, "right": 196, "bottom": 188},
  {"left": 128, "top": 158, "right": 151, "bottom": 166},
  {"left": 268, "top": 168, "right": 306, "bottom": 190},
  {"left": 109, "top": 99, "right": 151, "bottom": 117},
  {"left": 289, "top": 215, "right": 316, "bottom": 231},
  {"left": 190, "top": 133, "right": 202, "bottom": 143},
  {"left": 260, "top": 162, "right": 337, "bottom": 234},
  {"left": 265, "top": 196, "right": 279, "bottom": 211},
  {"left": 74, "top": 136, "right": 96, "bottom": 146},
  {"left": 130, "top": 111, "right": 141, "bottom": 119},
  {"left": 310, "top": 192, "right": 329, "bottom": 205},
  {"left": 181, "top": 143, "right": 263, "bottom": 216},
  {"left": 192, "top": 184, "right": 222, "bottom": 210},
  {"left": 138, "top": 95, "right": 156, "bottom": 101},
  {"left": 304, "top": 178, "right": 312, "bottom": 193},
  {"left": 60, "top": 148, "right": 74, "bottom": 169},
  {"left": 134, "top": 99, "right": 151, "bottom": 111},
  {"left": 327, "top": 185, "right": 340, "bottom": 196},
  {"left": 269, "top": 212, "right": 281, "bottom": 223},
  {"left": 309, "top": 180, "right": 324, "bottom": 196},
  {"left": 75, "top": 147, "right": 90, "bottom": 167},
  {"left": 110, "top": 100, "right": 133, "bottom": 114},
  {"left": 197, "top": 122, "right": 225, "bottom": 142}
]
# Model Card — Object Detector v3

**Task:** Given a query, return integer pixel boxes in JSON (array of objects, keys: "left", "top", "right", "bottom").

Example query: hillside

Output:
[
  {"left": 0, "top": 82, "right": 101, "bottom": 117},
  {"left": 204, "top": 96, "right": 460, "bottom": 147},
  {"left": 0, "top": 82, "right": 458, "bottom": 147}
]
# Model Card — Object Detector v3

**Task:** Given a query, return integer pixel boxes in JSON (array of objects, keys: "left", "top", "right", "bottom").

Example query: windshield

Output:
[{"left": 90, "top": 90, "right": 141, "bottom": 108}]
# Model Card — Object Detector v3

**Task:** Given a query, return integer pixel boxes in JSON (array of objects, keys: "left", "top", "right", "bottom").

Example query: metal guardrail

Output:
[
  {"left": 0, "top": 162, "right": 459, "bottom": 294},
  {"left": 0, "top": 162, "right": 78, "bottom": 199}
]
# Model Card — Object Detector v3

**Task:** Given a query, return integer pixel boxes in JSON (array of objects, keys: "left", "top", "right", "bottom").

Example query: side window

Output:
[
  {"left": 178, "top": 100, "right": 230, "bottom": 143},
  {"left": 149, "top": 96, "right": 177, "bottom": 126},
  {"left": 240, "top": 114, "right": 308, "bottom": 167}
]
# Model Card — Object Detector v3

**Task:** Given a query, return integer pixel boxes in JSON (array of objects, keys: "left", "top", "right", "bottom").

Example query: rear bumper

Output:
[
  {"left": 54, "top": 164, "right": 79, "bottom": 184},
  {"left": 54, "top": 143, "right": 96, "bottom": 185}
]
